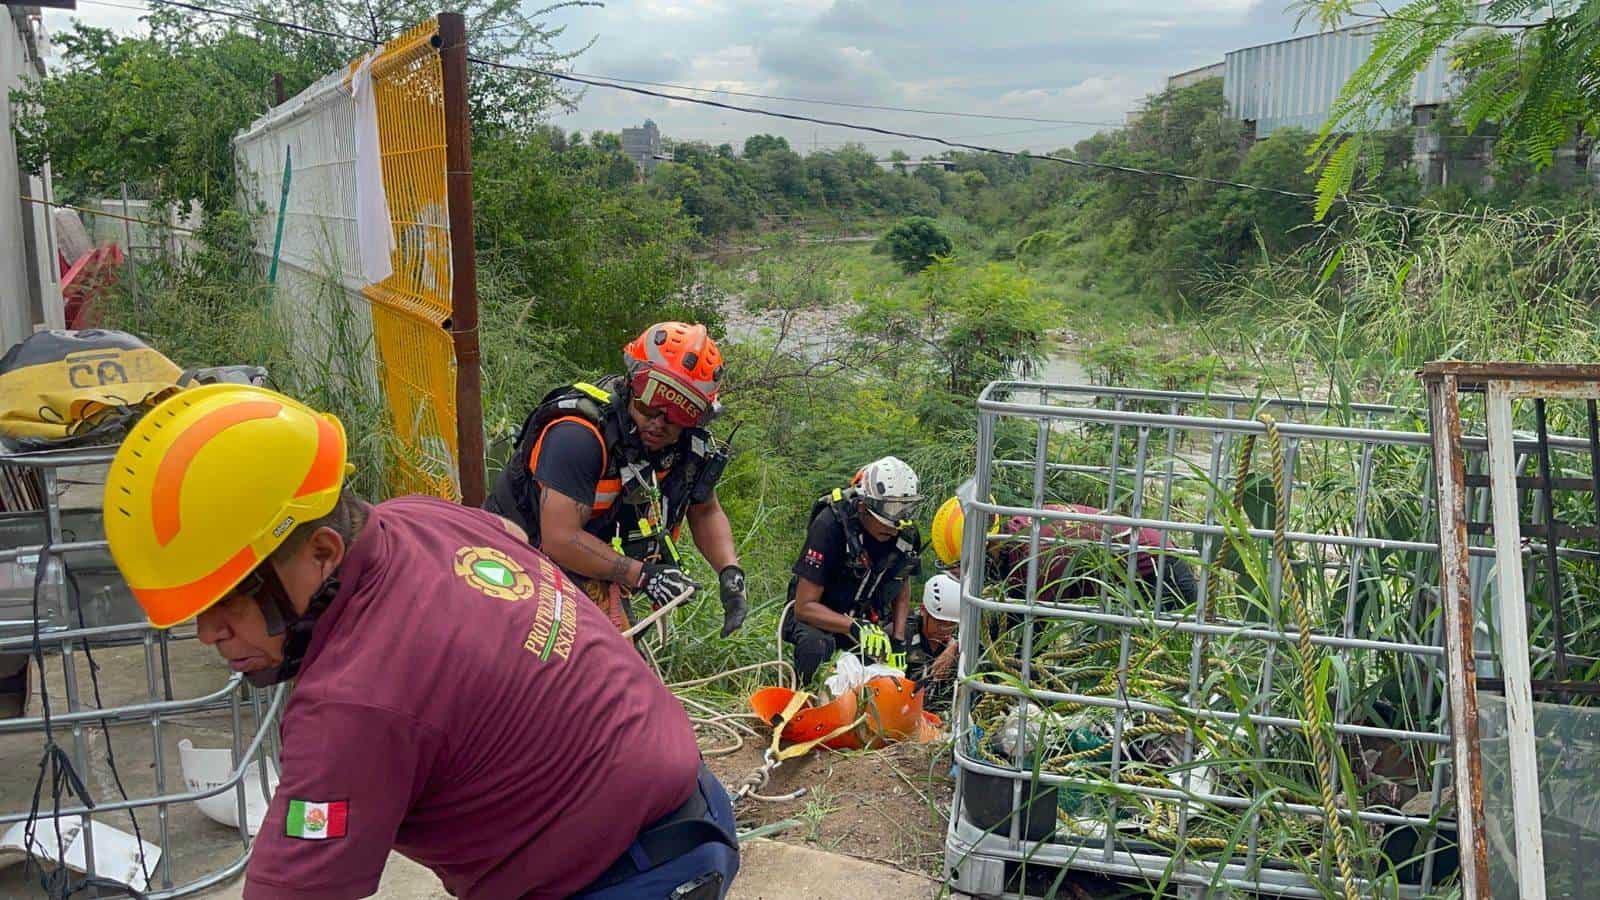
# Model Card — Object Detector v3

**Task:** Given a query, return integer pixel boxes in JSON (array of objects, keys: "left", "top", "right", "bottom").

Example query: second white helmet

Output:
[
  {"left": 922, "top": 573, "right": 961, "bottom": 623},
  {"left": 856, "top": 455, "right": 922, "bottom": 523}
]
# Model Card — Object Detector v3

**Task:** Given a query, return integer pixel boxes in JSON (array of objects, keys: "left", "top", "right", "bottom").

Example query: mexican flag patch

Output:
[{"left": 285, "top": 799, "right": 347, "bottom": 840}]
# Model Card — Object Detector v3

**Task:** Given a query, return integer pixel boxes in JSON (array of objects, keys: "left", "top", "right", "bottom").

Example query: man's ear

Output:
[{"left": 306, "top": 526, "right": 347, "bottom": 574}]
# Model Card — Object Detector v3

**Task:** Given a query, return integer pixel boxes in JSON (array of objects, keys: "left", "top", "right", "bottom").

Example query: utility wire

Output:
[
  {"left": 78, "top": 0, "right": 1581, "bottom": 228},
  {"left": 803, "top": 123, "right": 1092, "bottom": 148},
  {"left": 551, "top": 72, "right": 1124, "bottom": 127},
  {"left": 74, "top": 0, "right": 1118, "bottom": 127},
  {"left": 481, "top": 57, "right": 1552, "bottom": 226},
  {"left": 23, "top": 196, "right": 198, "bottom": 235}
]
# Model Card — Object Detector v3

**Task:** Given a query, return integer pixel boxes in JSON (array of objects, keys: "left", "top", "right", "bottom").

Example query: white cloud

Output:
[
  {"left": 687, "top": 44, "right": 760, "bottom": 83},
  {"left": 639, "top": 0, "right": 724, "bottom": 21},
  {"left": 40, "top": 0, "right": 1312, "bottom": 157},
  {"left": 997, "top": 75, "right": 1147, "bottom": 116}
]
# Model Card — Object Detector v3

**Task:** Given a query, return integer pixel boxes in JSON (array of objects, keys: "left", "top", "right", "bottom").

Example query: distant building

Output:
[
  {"left": 1220, "top": 23, "right": 1501, "bottom": 185},
  {"left": 1174, "top": 5, "right": 1593, "bottom": 188},
  {"left": 621, "top": 120, "right": 662, "bottom": 174},
  {"left": 1167, "top": 62, "right": 1223, "bottom": 91}
]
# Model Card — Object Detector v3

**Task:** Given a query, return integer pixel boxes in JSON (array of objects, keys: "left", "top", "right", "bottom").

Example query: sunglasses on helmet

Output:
[
  {"left": 863, "top": 495, "right": 921, "bottom": 527},
  {"left": 631, "top": 370, "right": 710, "bottom": 428}
]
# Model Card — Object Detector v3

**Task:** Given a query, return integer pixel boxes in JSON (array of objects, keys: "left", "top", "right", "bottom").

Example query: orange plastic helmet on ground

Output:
[
  {"left": 103, "top": 384, "right": 348, "bottom": 629},
  {"left": 751, "top": 675, "right": 942, "bottom": 752},
  {"left": 623, "top": 322, "right": 723, "bottom": 428}
]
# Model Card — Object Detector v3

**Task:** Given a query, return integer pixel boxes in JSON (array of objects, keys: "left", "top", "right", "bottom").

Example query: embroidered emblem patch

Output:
[
  {"left": 454, "top": 546, "right": 536, "bottom": 602},
  {"left": 286, "top": 799, "right": 347, "bottom": 840}
]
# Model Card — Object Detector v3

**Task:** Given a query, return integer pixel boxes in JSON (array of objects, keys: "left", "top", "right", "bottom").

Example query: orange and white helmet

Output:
[
  {"left": 103, "top": 384, "right": 348, "bottom": 629},
  {"left": 623, "top": 322, "right": 723, "bottom": 428}
]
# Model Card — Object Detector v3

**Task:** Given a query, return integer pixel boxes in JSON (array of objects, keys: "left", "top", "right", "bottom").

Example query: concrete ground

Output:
[
  {"left": 0, "top": 636, "right": 277, "bottom": 898},
  {"left": 197, "top": 839, "right": 948, "bottom": 900},
  {"left": 728, "top": 839, "right": 947, "bottom": 900},
  {"left": 0, "top": 636, "right": 955, "bottom": 899}
]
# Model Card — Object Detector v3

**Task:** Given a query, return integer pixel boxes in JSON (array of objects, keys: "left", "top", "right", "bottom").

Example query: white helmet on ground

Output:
[
  {"left": 922, "top": 573, "right": 961, "bottom": 623},
  {"left": 855, "top": 455, "right": 922, "bottom": 524}
]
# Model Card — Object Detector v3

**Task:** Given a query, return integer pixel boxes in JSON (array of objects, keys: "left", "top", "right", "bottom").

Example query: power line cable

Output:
[
  {"left": 80, "top": 0, "right": 1579, "bottom": 228},
  {"left": 75, "top": 0, "right": 1120, "bottom": 127},
  {"left": 805, "top": 123, "right": 1092, "bottom": 148},
  {"left": 667, "top": 123, "right": 1089, "bottom": 151},
  {"left": 23, "top": 197, "right": 198, "bottom": 235},
  {"left": 479, "top": 57, "right": 1550, "bottom": 226},
  {"left": 550, "top": 72, "right": 1125, "bottom": 127}
]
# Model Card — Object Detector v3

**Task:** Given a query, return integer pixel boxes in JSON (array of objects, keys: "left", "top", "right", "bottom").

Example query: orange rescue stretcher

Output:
[{"left": 750, "top": 675, "right": 943, "bottom": 755}]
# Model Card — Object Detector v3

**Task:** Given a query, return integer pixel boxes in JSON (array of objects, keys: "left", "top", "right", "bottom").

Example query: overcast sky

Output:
[{"left": 44, "top": 0, "right": 1318, "bottom": 156}]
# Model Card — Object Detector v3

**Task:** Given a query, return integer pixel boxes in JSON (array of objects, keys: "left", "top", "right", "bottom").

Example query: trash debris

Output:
[
  {"left": 0, "top": 817, "right": 161, "bottom": 892},
  {"left": 179, "top": 738, "right": 279, "bottom": 835}
]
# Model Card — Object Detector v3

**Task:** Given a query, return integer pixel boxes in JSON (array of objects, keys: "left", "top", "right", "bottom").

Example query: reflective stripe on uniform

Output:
[{"left": 529, "top": 415, "right": 612, "bottom": 520}]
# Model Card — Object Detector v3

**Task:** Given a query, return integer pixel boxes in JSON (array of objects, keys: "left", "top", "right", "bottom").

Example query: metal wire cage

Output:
[
  {"left": 0, "top": 444, "right": 284, "bottom": 898},
  {"left": 944, "top": 382, "right": 1462, "bottom": 899}
]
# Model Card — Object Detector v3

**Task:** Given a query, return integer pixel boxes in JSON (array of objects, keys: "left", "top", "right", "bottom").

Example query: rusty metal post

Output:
[
  {"left": 438, "top": 11, "right": 486, "bottom": 506},
  {"left": 1423, "top": 369, "right": 1490, "bottom": 898}
]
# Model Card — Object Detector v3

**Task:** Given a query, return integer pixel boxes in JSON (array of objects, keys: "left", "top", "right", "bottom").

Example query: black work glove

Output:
[
  {"left": 717, "top": 565, "right": 748, "bottom": 637},
  {"left": 637, "top": 563, "right": 698, "bottom": 607}
]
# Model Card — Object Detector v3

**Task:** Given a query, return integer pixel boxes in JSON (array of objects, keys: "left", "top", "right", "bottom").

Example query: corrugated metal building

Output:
[{"left": 1223, "top": 22, "right": 1454, "bottom": 139}]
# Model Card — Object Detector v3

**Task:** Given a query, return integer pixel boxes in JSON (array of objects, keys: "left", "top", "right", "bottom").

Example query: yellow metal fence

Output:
[{"left": 234, "top": 16, "right": 462, "bottom": 500}]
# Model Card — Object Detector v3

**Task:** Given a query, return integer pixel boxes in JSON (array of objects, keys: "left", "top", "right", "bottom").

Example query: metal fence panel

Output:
[{"left": 233, "top": 18, "right": 463, "bottom": 500}]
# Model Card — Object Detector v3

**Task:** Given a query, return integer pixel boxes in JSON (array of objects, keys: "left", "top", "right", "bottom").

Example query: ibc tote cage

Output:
[
  {"left": 946, "top": 382, "right": 1470, "bottom": 898},
  {"left": 0, "top": 444, "right": 284, "bottom": 897}
]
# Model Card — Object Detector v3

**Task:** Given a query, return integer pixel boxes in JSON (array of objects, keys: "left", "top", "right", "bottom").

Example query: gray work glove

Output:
[
  {"left": 717, "top": 565, "right": 748, "bottom": 637},
  {"left": 638, "top": 563, "right": 698, "bottom": 608}
]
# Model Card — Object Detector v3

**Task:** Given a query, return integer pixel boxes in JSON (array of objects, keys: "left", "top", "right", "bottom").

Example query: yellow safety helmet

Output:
[
  {"left": 104, "top": 384, "right": 348, "bottom": 629},
  {"left": 930, "top": 479, "right": 1000, "bottom": 567}
]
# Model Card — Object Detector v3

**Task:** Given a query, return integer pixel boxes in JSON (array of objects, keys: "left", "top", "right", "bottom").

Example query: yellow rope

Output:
[{"left": 1259, "top": 414, "right": 1361, "bottom": 900}]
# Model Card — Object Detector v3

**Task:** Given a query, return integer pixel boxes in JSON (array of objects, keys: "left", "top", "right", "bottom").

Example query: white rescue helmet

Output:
[
  {"left": 855, "top": 455, "right": 922, "bottom": 524},
  {"left": 922, "top": 573, "right": 961, "bottom": 623}
]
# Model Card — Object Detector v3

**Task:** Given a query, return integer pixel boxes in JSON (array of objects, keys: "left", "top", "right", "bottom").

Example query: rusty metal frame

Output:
[{"left": 1422, "top": 361, "right": 1600, "bottom": 900}]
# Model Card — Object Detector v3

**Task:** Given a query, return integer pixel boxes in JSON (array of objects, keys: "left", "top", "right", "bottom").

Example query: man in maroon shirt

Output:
[
  {"left": 104, "top": 385, "right": 739, "bottom": 899},
  {"left": 992, "top": 504, "right": 1197, "bottom": 607}
]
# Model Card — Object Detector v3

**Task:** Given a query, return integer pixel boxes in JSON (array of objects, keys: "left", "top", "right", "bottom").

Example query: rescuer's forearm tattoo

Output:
[
  {"left": 609, "top": 556, "right": 632, "bottom": 584},
  {"left": 554, "top": 499, "right": 634, "bottom": 584}
]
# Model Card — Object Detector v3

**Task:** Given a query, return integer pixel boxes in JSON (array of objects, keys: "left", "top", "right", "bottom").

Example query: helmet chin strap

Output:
[
  {"left": 245, "top": 561, "right": 342, "bottom": 688},
  {"left": 613, "top": 380, "right": 647, "bottom": 453}
]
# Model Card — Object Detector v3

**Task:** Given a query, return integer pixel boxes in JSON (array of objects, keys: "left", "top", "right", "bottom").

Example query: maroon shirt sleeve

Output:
[{"left": 242, "top": 698, "right": 440, "bottom": 900}]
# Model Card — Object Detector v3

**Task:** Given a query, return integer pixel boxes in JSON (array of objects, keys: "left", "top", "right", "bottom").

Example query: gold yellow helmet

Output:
[
  {"left": 930, "top": 480, "right": 999, "bottom": 567},
  {"left": 104, "top": 384, "right": 348, "bottom": 628}
]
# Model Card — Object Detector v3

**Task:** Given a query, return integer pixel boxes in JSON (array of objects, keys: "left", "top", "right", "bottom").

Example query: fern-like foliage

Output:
[{"left": 1303, "top": 0, "right": 1600, "bottom": 216}]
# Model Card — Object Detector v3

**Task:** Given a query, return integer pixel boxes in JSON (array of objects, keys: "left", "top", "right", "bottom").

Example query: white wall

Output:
[{"left": 0, "top": 8, "right": 60, "bottom": 352}]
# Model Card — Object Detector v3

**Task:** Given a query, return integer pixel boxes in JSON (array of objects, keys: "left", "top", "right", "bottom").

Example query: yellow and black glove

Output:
[{"left": 850, "top": 621, "right": 893, "bottom": 661}]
